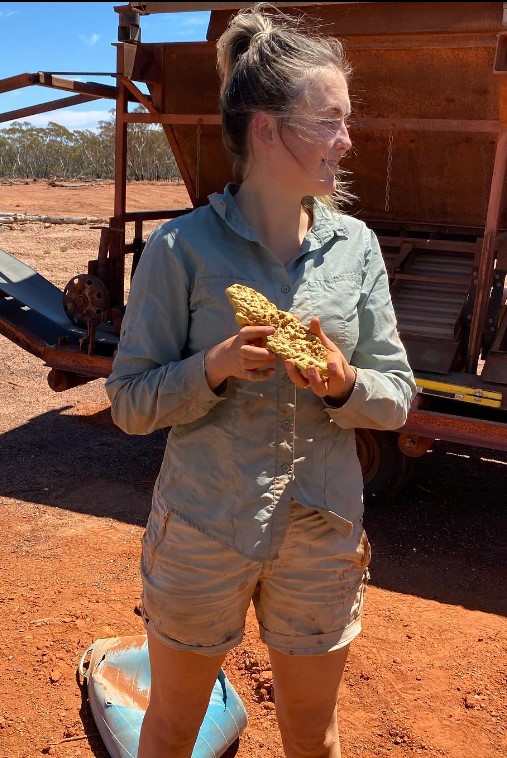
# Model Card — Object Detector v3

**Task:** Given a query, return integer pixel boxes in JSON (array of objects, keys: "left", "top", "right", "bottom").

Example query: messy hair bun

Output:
[
  {"left": 216, "top": 2, "right": 352, "bottom": 205},
  {"left": 216, "top": 6, "right": 275, "bottom": 90}
]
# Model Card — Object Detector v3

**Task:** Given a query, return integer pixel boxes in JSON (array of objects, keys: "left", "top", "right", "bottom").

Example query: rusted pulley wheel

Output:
[{"left": 63, "top": 274, "right": 110, "bottom": 327}]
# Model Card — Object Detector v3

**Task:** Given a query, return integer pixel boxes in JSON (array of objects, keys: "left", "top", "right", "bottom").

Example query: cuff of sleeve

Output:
[
  {"left": 322, "top": 366, "right": 357, "bottom": 409},
  {"left": 184, "top": 350, "right": 228, "bottom": 409},
  {"left": 323, "top": 367, "right": 368, "bottom": 426}
]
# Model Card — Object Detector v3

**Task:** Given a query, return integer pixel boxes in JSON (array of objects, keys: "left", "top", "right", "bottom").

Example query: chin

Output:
[{"left": 314, "top": 179, "right": 336, "bottom": 196}]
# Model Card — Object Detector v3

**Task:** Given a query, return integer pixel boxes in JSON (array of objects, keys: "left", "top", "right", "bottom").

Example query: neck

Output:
[{"left": 235, "top": 175, "right": 311, "bottom": 264}]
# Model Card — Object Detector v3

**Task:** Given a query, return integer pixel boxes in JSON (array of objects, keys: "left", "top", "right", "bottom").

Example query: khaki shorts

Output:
[{"left": 140, "top": 498, "right": 371, "bottom": 657}]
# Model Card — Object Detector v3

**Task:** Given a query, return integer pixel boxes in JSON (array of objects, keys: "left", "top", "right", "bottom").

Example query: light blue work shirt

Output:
[{"left": 105, "top": 184, "right": 416, "bottom": 561}]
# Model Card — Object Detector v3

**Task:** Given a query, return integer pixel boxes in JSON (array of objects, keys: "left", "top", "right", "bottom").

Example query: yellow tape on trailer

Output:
[{"left": 415, "top": 378, "right": 502, "bottom": 408}]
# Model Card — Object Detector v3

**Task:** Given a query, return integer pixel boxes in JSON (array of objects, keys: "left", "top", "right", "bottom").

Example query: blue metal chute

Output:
[
  {"left": 0, "top": 247, "right": 118, "bottom": 351},
  {"left": 78, "top": 635, "right": 248, "bottom": 758}
]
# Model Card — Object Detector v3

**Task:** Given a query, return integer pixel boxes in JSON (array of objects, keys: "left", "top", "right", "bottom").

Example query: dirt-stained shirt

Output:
[{"left": 105, "top": 184, "right": 416, "bottom": 561}]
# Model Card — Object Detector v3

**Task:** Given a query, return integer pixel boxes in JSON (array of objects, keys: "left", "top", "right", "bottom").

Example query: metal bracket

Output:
[
  {"left": 482, "top": 269, "right": 507, "bottom": 356},
  {"left": 494, "top": 31, "right": 507, "bottom": 72},
  {"left": 118, "top": 11, "right": 141, "bottom": 43}
]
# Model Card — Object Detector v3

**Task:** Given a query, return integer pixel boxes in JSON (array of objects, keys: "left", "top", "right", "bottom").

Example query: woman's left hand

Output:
[{"left": 283, "top": 317, "right": 356, "bottom": 403}]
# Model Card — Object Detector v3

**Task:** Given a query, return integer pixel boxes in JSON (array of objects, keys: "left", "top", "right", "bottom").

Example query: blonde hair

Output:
[{"left": 216, "top": 2, "right": 353, "bottom": 210}]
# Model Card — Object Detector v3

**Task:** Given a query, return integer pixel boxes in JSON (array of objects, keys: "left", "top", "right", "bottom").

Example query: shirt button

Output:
[
  {"left": 281, "top": 285, "right": 290, "bottom": 293},
  {"left": 281, "top": 420, "right": 290, "bottom": 429},
  {"left": 281, "top": 463, "right": 291, "bottom": 474}
]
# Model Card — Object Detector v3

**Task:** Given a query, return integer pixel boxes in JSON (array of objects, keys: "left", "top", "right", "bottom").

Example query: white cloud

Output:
[
  {"left": 78, "top": 32, "right": 101, "bottom": 46},
  {"left": 1, "top": 109, "right": 114, "bottom": 131},
  {"left": 0, "top": 10, "right": 17, "bottom": 18}
]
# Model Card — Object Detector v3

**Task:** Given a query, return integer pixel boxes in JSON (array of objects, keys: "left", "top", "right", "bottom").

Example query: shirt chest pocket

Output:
[
  {"left": 188, "top": 276, "right": 260, "bottom": 352},
  {"left": 304, "top": 275, "right": 361, "bottom": 358}
]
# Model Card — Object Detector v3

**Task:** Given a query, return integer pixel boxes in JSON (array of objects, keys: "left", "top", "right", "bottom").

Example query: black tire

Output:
[{"left": 355, "top": 428, "right": 414, "bottom": 507}]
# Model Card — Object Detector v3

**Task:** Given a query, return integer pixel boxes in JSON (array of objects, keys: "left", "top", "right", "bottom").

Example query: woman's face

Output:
[{"left": 278, "top": 67, "right": 352, "bottom": 197}]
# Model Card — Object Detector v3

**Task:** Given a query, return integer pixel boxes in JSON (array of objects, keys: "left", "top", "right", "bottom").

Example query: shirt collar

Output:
[{"left": 208, "top": 183, "right": 349, "bottom": 245}]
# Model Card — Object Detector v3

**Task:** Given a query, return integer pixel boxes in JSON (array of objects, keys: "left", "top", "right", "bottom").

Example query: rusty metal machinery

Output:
[
  {"left": 63, "top": 274, "right": 110, "bottom": 327},
  {"left": 0, "top": 1, "right": 506, "bottom": 474}
]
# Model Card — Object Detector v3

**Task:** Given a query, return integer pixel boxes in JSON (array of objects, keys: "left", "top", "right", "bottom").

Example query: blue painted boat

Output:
[{"left": 78, "top": 635, "right": 248, "bottom": 758}]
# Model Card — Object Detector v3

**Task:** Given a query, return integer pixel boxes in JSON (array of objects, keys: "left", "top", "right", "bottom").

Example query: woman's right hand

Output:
[{"left": 204, "top": 326, "right": 277, "bottom": 390}]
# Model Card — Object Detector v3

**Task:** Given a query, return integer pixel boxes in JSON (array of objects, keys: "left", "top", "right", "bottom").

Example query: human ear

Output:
[{"left": 250, "top": 112, "right": 277, "bottom": 148}]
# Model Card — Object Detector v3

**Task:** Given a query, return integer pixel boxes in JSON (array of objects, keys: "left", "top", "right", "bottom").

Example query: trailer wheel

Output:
[{"left": 355, "top": 429, "right": 414, "bottom": 507}]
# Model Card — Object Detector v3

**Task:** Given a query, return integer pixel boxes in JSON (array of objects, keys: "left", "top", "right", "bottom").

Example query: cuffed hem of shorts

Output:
[
  {"left": 259, "top": 618, "right": 362, "bottom": 656},
  {"left": 142, "top": 609, "right": 245, "bottom": 657}
]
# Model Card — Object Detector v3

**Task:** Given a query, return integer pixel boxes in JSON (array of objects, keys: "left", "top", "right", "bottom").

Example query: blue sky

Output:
[{"left": 0, "top": 2, "right": 210, "bottom": 130}]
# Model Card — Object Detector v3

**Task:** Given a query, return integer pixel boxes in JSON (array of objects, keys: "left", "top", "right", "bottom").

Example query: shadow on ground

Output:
[
  {"left": 364, "top": 439, "right": 507, "bottom": 617},
  {"left": 1, "top": 406, "right": 505, "bottom": 616},
  {"left": 0, "top": 405, "right": 160, "bottom": 526}
]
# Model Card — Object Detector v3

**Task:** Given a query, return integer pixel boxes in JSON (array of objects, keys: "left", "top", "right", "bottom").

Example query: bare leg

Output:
[
  {"left": 138, "top": 629, "right": 225, "bottom": 758},
  {"left": 268, "top": 644, "right": 350, "bottom": 758}
]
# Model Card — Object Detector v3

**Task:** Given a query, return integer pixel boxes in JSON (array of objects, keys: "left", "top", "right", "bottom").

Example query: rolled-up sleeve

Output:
[
  {"left": 105, "top": 225, "right": 226, "bottom": 435},
  {"left": 325, "top": 230, "right": 416, "bottom": 430}
]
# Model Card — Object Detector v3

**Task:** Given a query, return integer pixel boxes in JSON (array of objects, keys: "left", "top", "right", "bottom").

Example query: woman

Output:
[{"left": 105, "top": 4, "right": 415, "bottom": 757}]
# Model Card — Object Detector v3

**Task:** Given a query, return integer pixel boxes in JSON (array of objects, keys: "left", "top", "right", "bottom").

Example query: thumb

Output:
[{"left": 309, "top": 316, "right": 336, "bottom": 350}]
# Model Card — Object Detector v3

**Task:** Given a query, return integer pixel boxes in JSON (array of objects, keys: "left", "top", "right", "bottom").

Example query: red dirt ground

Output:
[{"left": 0, "top": 180, "right": 505, "bottom": 758}]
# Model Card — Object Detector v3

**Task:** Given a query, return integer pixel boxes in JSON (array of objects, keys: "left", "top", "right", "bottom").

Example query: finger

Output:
[
  {"left": 244, "top": 360, "right": 277, "bottom": 373},
  {"left": 239, "top": 325, "right": 276, "bottom": 342},
  {"left": 308, "top": 316, "right": 323, "bottom": 337},
  {"left": 308, "top": 317, "right": 338, "bottom": 351},
  {"left": 245, "top": 368, "right": 275, "bottom": 381},
  {"left": 284, "top": 360, "right": 310, "bottom": 388},
  {"left": 306, "top": 366, "right": 328, "bottom": 396},
  {"left": 240, "top": 344, "right": 277, "bottom": 363},
  {"left": 327, "top": 360, "right": 346, "bottom": 382}
]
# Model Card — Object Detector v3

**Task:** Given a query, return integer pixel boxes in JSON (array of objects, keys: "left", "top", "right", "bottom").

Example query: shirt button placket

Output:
[{"left": 275, "top": 278, "right": 295, "bottom": 486}]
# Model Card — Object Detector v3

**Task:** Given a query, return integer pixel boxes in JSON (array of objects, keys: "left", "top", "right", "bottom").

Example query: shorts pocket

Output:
[
  {"left": 140, "top": 502, "right": 173, "bottom": 578},
  {"left": 319, "top": 509, "right": 354, "bottom": 539}
]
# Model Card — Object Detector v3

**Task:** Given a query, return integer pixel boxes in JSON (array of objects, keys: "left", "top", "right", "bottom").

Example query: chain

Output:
[
  {"left": 384, "top": 128, "right": 394, "bottom": 213},
  {"left": 195, "top": 118, "right": 202, "bottom": 200}
]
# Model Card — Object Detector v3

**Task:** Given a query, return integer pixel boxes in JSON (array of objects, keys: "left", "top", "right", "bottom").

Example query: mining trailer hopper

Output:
[{"left": 1, "top": 1, "right": 506, "bottom": 502}]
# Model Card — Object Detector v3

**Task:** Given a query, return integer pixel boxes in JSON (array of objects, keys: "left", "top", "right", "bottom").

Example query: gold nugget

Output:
[{"left": 225, "top": 284, "right": 329, "bottom": 379}]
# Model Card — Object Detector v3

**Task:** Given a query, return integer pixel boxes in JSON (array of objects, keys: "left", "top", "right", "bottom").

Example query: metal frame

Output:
[{"left": 0, "top": 1, "right": 506, "bottom": 452}]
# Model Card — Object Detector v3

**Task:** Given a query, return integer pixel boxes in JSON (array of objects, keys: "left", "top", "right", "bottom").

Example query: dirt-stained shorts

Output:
[{"left": 140, "top": 498, "right": 371, "bottom": 657}]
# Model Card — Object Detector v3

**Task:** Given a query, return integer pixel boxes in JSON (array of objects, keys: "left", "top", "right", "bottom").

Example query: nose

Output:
[{"left": 336, "top": 123, "right": 352, "bottom": 154}]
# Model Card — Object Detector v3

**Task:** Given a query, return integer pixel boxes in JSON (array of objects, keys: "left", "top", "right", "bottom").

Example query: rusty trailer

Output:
[{"left": 0, "top": 1, "right": 506, "bottom": 502}]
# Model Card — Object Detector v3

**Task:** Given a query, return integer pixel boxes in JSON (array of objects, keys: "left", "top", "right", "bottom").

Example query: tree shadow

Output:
[
  {"left": 1, "top": 406, "right": 505, "bottom": 616},
  {"left": 0, "top": 404, "right": 162, "bottom": 526}
]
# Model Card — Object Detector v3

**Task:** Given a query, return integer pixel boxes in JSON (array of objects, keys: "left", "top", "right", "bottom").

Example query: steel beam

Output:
[
  {"left": 467, "top": 124, "right": 507, "bottom": 371},
  {"left": 352, "top": 117, "right": 499, "bottom": 134},
  {"left": 123, "top": 112, "right": 221, "bottom": 124},
  {"left": 36, "top": 73, "right": 117, "bottom": 99},
  {"left": 0, "top": 95, "right": 96, "bottom": 124},
  {"left": 117, "top": 2, "right": 334, "bottom": 14},
  {"left": 400, "top": 403, "right": 507, "bottom": 451},
  {"left": 0, "top": 73, "right": 39, "bottom": 94}
]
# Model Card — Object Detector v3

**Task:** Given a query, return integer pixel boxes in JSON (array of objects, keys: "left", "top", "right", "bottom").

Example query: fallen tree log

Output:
[{"left": 0, "top": 212, "right": 105, "bottom": 225}]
